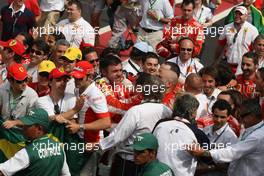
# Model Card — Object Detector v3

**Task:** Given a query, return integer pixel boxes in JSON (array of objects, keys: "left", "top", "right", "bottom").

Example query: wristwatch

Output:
[{"left": 79, "top": 124, "right": 85, "bottom": 131}]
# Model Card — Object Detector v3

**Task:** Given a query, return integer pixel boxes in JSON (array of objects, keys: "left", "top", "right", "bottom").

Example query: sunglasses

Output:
[
  {"left": 14, "top": 77, "right": 28, "bottom": 84},
  {"left": 180, "top": 48, "right": 193, "bottom": 52},
  {"left": 30, "top": 48, "right": 44, "bottom": 56},
  {"left": 89, "top": 58, "right": 99, "bottom": 64},
  {"left": 54, "top": 104, "right": 60, "bottom": 115}
]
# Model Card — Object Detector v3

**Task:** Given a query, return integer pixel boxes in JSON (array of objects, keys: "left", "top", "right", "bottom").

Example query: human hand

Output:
[
  {"left": 66, "top": 121, "right": 80, "bottom": 134},
  {"left": 73, "top": 95, "right": 85, "bottom": 112},
  {"left": 147, "top": 9, "right": 159, "bottom": 21},
  {"left": 2, "top": 120, "right": 18, "bottom": 129}
]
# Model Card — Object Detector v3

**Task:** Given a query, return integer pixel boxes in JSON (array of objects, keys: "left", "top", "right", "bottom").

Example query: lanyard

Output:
[
  {"left": 212, "top": 124, "right": 228, "bottom": 143},
  {"left": 50, "top": 95, "right": 65, "bottom": 114},
  {"left": 240, "top": 123, "right": 264, "bottom": 141},
  {"left": 194, "top": 7, "right": 204, "bottom": 23}
]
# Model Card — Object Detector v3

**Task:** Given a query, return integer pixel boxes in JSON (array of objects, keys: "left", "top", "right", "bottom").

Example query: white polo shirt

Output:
[
  {"left": 193, "top": 5, "right": 213, "bottom": 24},
  {"left": 65, "top": 78, "right": 75, "bottom": 95},
  {"left": 168, "top": 56, "right": 204, "bottom": 83},
  {"left": 139, "top": 0, "right": 174, "bottom": 30},
  {"left": 0, "top": 82, "right": 38, "bottom": 120},
  {"left": 195, "top": 93, "right": 209, "bottom": 119},
  {"left": 36, "top": 93, "right": 77, "bottom": 117},
  {"left": 153, "top": 118, "right": 198, "bottom": 176},
  {"left": 210, "top": 121, "right": 264, "bottom": 176},
  {"left": 57, "top": 17, "right": 95, "bottom": 47},
  {"left": 100, "top": 103, "right": 172, "bottom": 160},
  {"left": 219, "top": 21, "right": 258, "bottom": 66},
  {"left": 203, "top": 123, "right": 238, "bottom": 149}
]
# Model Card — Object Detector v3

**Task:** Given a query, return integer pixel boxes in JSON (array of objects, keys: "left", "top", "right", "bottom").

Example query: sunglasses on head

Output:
[
  {"left": 30, "top": 48, "right": 44, "bottom": 56},
  {"left": 89, "top": 58, "right": 99, "bottom": 64},
  {"left": 13, "top": 77, "right": 28, "bottom": 84},
  {"left": 180, "top": 48, "right": 193, "bottom": 52}
]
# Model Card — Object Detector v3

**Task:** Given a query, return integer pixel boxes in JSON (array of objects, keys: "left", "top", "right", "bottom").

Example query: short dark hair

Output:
[
  {"left": 164, "top": 62, "right": 181, "bottom": 77},
  {"left": 99, "top": 54, "right": 121, "bottom": 71},
  {"left": 142, "top": 52, "right": 159, "bottom": 64},
  {"left": 68, "top": 0, "right": 82, "bottom": 10},
  {"left": 216, "top": 63, "right": 235, "bottom": 86},
  {"left": 242, "top": 51, "right": 258, "bottom": 65},
  {"left": 199, "top": 66, "right": 219, "bottom": 86},
  {"left": 100, "top": 47, "right": 120, "bottom": 58},
  {"left": 181, "top": 0, "right": 195, "bottom": 9},
  {"left": 33, "top": 39, "right": 50, "bottom": 55},
  {"left": 48, "top": 32, "right": 65, "bottom": 41},
  {"left": 81, "top": 46, "right": 97, "bottom": 60},
  {"left": 240, "top": 98, "right": 262, "bottom": 120},
  {"left": 254, "top": 34, "right": 264, "bottom": 43},
  {"left": 130, "top": 47, "right": 146, "bottom": 61},
  {"left": 212, "top": 99, "right": 232, "bottom": 116}
]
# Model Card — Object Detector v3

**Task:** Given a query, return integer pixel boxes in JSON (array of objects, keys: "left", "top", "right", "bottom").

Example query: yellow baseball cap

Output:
[
  {"left": 38, "top": 60, "right": 56, "bottom": 73},
  {"left": 62, "top": 47, "right": 82, "bottom": 61}
]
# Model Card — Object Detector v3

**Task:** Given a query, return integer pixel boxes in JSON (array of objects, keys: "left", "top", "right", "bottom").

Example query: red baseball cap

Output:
[
  {"left": 71, "top": 61, "right": 94, "bottom": 79},
  {"left": 7, "top": 63, "right": 28, "bottom": 81},
  {"left": 49, "top": 68, "right": 69, "bottom": 79},
  {"left": 0, "top": 39, "right": 26, "bottom": 57}
]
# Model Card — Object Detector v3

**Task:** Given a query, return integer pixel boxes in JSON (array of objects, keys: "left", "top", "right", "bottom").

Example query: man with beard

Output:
[
  {"left": 254, "top": 67, "right": 264, "bottom": 119},
  {"left": 142, "top": 52, "right": 159, "bottom": 76},
  {"left": 236, "top": 52, "right": 258, "bottom": 98}
]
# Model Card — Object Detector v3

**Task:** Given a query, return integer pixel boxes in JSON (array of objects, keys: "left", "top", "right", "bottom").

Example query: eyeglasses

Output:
[
  {"left": 54, "top": 104, "right": 60, "bottom": 115},
  {"left": 30, "top": 49, "right": 44, "bottom": 56},
  {"left": 180, "top": 48, "right": 193, "bottom": 52},
  {"left": 14, "top": 77, "right": 28, "bottom": 84},
  {"left": 89, "top": 58, "right": 99, "bottom": 64}
]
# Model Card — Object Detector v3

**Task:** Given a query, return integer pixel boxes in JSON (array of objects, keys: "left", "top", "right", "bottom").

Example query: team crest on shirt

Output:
[
  {"left": 136, "top": 136, "right": 144, "bottom": 141},
  {"left": 28, "top": 110, "right": 35, "bottom": 116},
  {"left": 9, "top": 40, "right": 17, "bottom": 46}
]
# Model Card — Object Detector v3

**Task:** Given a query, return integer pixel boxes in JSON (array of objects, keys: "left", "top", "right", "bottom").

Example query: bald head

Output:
[{"left": 185, "top": 73, "right": 203, "bottom": 94}]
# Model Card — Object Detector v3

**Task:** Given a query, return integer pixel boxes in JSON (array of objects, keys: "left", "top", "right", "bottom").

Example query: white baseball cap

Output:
[
  {"left": 133, "top": 42, "right": 154, "bottom": 53},
  {"left": 235, "top": 6, "right": 248, "bottom": 15}
]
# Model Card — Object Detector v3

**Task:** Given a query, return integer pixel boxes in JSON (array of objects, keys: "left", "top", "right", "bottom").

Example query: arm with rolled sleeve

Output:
[
  {"left": 0, "top": 148, "right": 29, "bottom": 176},
  {"left": 210, "top": 136, "right": 259, "bottom": 163},
  {"left": 99, "top": 107, "right": 139, "bottom": 150}
]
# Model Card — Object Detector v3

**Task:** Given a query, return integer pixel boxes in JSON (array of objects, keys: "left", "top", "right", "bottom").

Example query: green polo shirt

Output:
[{"left": 139, "top": 159, "right": 174, "bottom": 176}]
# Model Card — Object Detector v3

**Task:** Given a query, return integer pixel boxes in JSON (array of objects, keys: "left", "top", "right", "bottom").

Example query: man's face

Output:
[
  {"left": 254, "top": 71, "right": 264, "bottom": 92},
  {"left": 45, "top": 35, "right": 56, "bottom": 49},
  {"left": 67, "top": 4, "right": 81, "bottom": 22},
  {"left": 85, "top": 52, "right": 99, "bottom": 73},
  {"left": 241, "top": 56, "right": 256, "bottom": 77},
  {"left": 181, "top": 3, "right": 194, "bottom": 20},
  {"left": 142, "top": 58, "right": 159, "bottom": 75},
  {"left": 254, "top": 39, "right": 264, "bottom": 56},
  {"left": 30, "top": 45, "right": 46, "bottom": 66},
  {"left": 23, "top": 125, "right": 39, "bottom": 140},
  {"left": 63, "top": 58, "right": 76, "bottom": 73},
  {"left": 103, "top": 64, "right": 123, "bottom": 84},
  {"left": 10, "top": 77, "right": 28, "bottom": 92},
  {"left": 51, "top": 76, "right": 68, "bottom": 93},
  {"left": 202, "top": 74, "right": 216, "bottom": 96},
  {"left": 38, "top": 72, "right": 49, "bottom": 87},
  {"left": 13, "top": 0, "right": 25, "bottom": 7},
  {"left": 212, "top": 108, "right": 228, "bottom": 130},
  {"left": 179, "top": 40, "right": 194, "bottom": 62},
  {"left": 234, "top": 11, "right": 247, "bottom": 24},
  {"left": 53, "top": 45, "right": 68, "bottom": 67},
  {"left": 74, "top": 76, "right": 88, "bottom": 89},
  {"left": 2, "top": 48, "right": 15, "bottom": 64},
  {"left": 134, "top": 150, "right": 152, "bottom": 165},
  {"left": 159, "top": 64, "right": 178, "bottom": 88}
]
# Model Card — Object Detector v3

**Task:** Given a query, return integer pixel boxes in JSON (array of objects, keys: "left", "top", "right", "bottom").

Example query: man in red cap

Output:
[
  {"left": 0, "top": 39, "right": 27, "bottom": 84},
  {"left": 0, "top": 63, "right": 38, "bottom": 120},
  {"left": 66, "top": 61, "right": 111, "bottom": 175}
]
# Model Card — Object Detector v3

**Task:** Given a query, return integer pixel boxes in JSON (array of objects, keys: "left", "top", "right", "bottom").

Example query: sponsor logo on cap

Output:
[{"left": 9, "top": 40, "right": 17, "bottom": 46}]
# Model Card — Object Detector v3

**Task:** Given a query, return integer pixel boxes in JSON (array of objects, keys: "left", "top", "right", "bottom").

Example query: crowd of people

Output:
[{"left": 0, "top": 0, "right": 264, "bottom": 175}]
